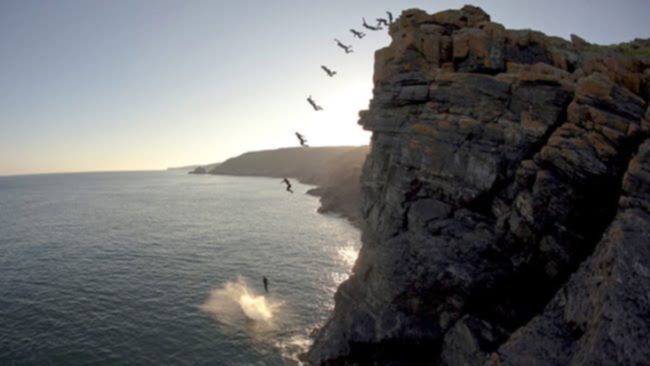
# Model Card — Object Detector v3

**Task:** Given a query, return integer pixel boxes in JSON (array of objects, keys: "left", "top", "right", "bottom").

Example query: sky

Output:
[{"left": 1, "top": 0, "right": 649, "bottom": 175}]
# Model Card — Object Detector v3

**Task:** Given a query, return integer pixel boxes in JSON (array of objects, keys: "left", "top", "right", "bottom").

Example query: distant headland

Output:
[{"left": 181, "top": 146, "right": 368, "bottom": 227}]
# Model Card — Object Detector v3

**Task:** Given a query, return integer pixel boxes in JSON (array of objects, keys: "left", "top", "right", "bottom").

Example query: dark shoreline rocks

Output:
[
  {"left": 188, "top": 166, "right": 207, "bottom": 174},
  {"left": 308, "top": 6, "right": 649, "bottom": 365}
]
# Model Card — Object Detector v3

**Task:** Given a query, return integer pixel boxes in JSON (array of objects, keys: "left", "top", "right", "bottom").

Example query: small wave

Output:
[{"left": 276, "top": 334, "right": 312, "bottom": 366}]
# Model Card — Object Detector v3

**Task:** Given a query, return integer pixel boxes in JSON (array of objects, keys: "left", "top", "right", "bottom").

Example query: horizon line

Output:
[{"left": 0, "top": 144, "right": 369, "bottom": 178}]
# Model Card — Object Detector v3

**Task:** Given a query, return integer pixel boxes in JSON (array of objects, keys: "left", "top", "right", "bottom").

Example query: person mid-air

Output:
[
  {"left": 281, "top": 178, "right": 293, "bottom": 194},
  {"left": 295, "top": 132, "right": 309, "bottom": 147},
  {"left": 307, "top": 95, "right": 323, "bottom": 111},
  {"left": 387, "top": 11, "right": 393, "bottom": 24},
  {"left": 350, "top": 29, "right": 366, "bottom": 39},
  {"left": 334, "top": 39, "right": 353, "bottom": 54},
  {"left": 321, "top": 65, "right": 337, "bottom": 77},
  {"left": 376, "top": 18, "right": 389, "bottom": 27},
  {"left": 362, "top": 17, "right": 382, "bottom": 31}
]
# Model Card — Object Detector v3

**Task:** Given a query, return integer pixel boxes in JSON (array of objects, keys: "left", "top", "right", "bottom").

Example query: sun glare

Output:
[
  {"left": 338, "top": 246, "right": 360, "bottom": 267},
  {"left": 303, "top": 87, "right": 373, "bottom": 147}
]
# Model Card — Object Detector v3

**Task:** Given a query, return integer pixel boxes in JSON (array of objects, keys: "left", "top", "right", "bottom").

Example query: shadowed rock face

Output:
[{"left": 308, "top": 5, "right": 650, "bottom": 365}]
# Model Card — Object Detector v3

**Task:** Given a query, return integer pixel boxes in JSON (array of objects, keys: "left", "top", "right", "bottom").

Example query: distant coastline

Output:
[{"left": 181, "top": 146, "right": 368, "bottom": 227}]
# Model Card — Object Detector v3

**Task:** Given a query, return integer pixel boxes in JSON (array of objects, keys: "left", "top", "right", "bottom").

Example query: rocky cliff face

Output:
[{"left": 308, "top": 6, "right": 650, "bottom": 365}]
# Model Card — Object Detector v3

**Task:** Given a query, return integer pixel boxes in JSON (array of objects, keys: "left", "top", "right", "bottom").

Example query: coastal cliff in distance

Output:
[
  {"left": 309, "top": 6, "right": 650, "bottom": 365},
  {"left": 206, "top": 146, "right": 368, "bottom": 225}
]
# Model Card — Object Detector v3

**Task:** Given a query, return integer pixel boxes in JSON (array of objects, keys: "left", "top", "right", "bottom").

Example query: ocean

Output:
[{"left": 0, "top": 171, "right": 361, "bottom": 365}]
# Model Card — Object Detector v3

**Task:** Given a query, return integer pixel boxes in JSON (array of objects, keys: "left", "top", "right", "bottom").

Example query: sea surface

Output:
[{"left": 0, "top": 171, "right": 361, "bottom": 365}]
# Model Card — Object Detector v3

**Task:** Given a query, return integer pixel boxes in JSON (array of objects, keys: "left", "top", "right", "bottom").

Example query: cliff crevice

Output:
[{"left": 309, "top": 5, "right": 650, "bottom": 365}]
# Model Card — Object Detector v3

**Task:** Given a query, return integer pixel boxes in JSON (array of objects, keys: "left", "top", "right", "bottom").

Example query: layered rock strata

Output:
[{"left": 309, "top": 6, "right": 650, "bottom": 365}]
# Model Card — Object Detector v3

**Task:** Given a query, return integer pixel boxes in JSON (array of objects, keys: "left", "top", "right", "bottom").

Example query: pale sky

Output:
[{"left": 1, "top": 0, "right": 649, "bottom": 175}]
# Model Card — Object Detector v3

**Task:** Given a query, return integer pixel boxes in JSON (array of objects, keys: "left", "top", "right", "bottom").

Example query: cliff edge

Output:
[{"left": 309, "top": 6, "right": 650, "bottom": 365}]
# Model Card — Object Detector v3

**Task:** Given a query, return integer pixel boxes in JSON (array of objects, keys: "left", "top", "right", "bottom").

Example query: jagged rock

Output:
[
  {"left": 429, "top": 72, "right": 511, "bottom": 122},
  {"left": 431, "top": 5, "right": 491, "bottom": 29},
  {"left": 641, "top": 71, "right": 650, "bottom": 102},
  {"left": 453, "top": 22, "right": 506, "bottom": 73},
  {"left": 622, "top": 140, "right": 650, "bottom": 211},
  {"left": 408, "top": 199, "right": 452, "bottom": 229},
  {"left": 441, "top": 315, "right": 508, "bottom": 366},
  {"left": 570, "top": 34, "right": 589, "bottom": 48},
  {"left": 308, "top": 5, "right": 650, "bottom": 365},
  {"left": 490, "top": 141, "right": 650, "bottom": 366}
]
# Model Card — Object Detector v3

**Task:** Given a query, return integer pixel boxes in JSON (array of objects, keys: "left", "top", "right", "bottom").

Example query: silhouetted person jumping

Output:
[
  {"left": 387, "top": 11, "right": 393, "bottom": 24},
  {"left": 321, "top": 65, "right": 337, "bottom": 77},
  {"left": 307, "top": 95, "right": 323, "bottom": 111},
  {"left": 350, "top": 29, "right": 366, "bottom": 39},
  {"left": 295, "top": 132, "right": 309, "bottom": 147},
  {"left": 334, "top": 39, "right": 353, "bottom": 54},
  {"left": 376, "top": 18, "right": 389, "bottom": 27},
  {"left": 263, "top": 276, "right": 269, "bottom": 293},
  {"left": 282, "top": 178, "right": 293, "bottom": 193},
  {"left": 362, "top": 17, "right": 382, "bottom": 31}
]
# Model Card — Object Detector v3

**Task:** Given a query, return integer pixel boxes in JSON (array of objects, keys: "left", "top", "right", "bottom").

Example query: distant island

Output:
[{"left": 182, "top": 146, "right": 369, "bottom": 227}]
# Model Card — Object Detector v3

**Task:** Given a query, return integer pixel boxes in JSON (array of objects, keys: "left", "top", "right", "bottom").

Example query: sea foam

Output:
[{"left": 200, "top": 278, "right": 278, "bottom": 323}]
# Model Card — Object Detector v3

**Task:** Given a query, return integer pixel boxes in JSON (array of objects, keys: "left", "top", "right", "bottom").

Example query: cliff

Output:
[
  {"left": 209, "top": 146, "right": 368, "bottom": 224},
  {"left": 307, "top": 146, "right": 369, "bottom": 227},
  {"left": 309, "top": 6, "right": 650, "bottom": 365}
]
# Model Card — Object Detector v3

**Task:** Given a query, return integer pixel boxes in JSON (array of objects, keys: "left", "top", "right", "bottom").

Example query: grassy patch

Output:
[{"left": 619, "top": 47, "right": 650, "bottom": 58}]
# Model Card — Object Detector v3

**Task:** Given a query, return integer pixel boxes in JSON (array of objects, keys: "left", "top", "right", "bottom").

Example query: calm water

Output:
[{"left": 0, "top": 171, "right": 360, "bottom": 365}]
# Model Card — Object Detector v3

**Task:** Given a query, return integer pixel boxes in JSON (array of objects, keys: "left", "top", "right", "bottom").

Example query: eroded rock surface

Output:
[{"left": 309, "top": 6, "right": 649, "bottom": 365}]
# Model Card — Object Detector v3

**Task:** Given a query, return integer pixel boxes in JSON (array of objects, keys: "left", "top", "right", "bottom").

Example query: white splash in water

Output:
[
  {"left": 337, "top": 245, "right": 359, "bottom": 267},
  {"left": 239, "top": 290, "right": 272, "bottom": 321},
  {"left": 200, "top": 278, "right": 279, "bottom": 324}
]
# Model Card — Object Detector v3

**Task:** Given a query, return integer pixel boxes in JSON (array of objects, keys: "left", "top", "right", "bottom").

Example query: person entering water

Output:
[{"left": 263, "top": 276, "right": 269, "bottom": 293}]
